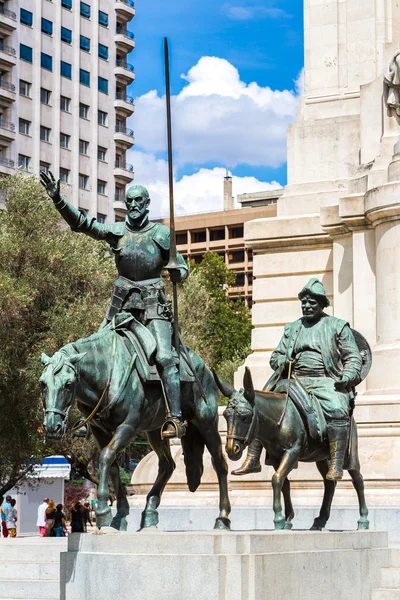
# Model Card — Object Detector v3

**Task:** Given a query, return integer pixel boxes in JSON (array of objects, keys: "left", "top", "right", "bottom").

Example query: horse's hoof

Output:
[
  {"left": 140, "top": 510, "right": 159, "bottom": 530},
  {"left": 274, "top": 514, "right": 286, "bottom": 531},
  {"left": 95, "top": 509, "right": 112, "bottom": 529},
  {"left": 214, "top": 517, "right": 231, "bottom": 531},
  {"left": 110, "top": 515, "right": 128, "bottom": 531},
  {"left": 310, "top": 525, "right": 324, "bottom": 531},
  {"left": 357, "top": 517, "right": 369, "bottom": 530},
  {"left": 284, "top": 521, "right": 293, "bottom": 530}
]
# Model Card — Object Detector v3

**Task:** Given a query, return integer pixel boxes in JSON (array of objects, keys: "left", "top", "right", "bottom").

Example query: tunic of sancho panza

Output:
[{"left": 269, "top": 314, "right": 362, "bottom": 422}]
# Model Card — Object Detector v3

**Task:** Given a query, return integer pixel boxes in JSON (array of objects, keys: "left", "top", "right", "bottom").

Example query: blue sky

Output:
[{"left": 126, "top": 1, "right": 304, "bottom": 217}]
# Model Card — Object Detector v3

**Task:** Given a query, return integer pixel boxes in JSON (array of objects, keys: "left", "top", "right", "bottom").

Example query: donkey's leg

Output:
[
  {"left": 271, "top": 459, "right": 294, "bottom": 529},
  {"left": 139, "top": 428, "right": 175, "bottom": 530},
  {"left": 310, "top": 460, "right": 336, "bottom": 531},
  {"left": 96, "top": 422, "right": 137, "bottom": 528},
  {"left": 201, "top": 424, "right": 231, "bottom": 530},
  {"left": 272, "top": 448, "right": 299, "bottom": 530},
  {"left": 349, "top": 469, "right": 369, "bottom": 530},
  {"left": 109, "top": 459, "right": 130, "bottom": 531}
]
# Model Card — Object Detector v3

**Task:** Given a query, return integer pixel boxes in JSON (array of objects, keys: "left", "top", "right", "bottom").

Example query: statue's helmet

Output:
[
  {"left": 298, "top": 277, "right": 330, "bottom": 308},
  {"left": 125, "top": 185, "right": 150, "bottom": 202}
]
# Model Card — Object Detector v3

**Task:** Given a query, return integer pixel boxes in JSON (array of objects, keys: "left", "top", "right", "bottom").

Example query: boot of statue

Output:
[
  {"left": 326, "top": 423, "right": 349, "bottom": 481},
  {"left": 231, "top": 438, "right": 263, "bottom": 475},
  {"left": 161, "top": 364, "right": 186, "bottom": 439}
]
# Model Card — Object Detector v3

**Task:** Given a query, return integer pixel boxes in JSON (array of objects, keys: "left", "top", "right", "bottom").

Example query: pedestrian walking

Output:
[
  {"left": 36, "top": 497, "right": 49, "bottom": 537},
  {"left": 5, "top": 499, "right": 17, "bottom": 538},
  {"left": 53, "top": 504, "right": 67, "bottom": 537},
  {"left": 1, "top": 496, "right": 12, "bottom": 538},
  {"left": 82, "top": 502, "right": 92, "bottom": 532},
  {"left": 70, "top": 502, "right": 85, "bottom": 533},
  {"left": 44, "top": 500, "right": 56, "bottom": 537}
]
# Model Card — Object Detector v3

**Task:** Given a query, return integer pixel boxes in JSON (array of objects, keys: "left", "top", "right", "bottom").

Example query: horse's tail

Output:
[{"left": 181, "top": 422, "right": 205, "bottom": 493}]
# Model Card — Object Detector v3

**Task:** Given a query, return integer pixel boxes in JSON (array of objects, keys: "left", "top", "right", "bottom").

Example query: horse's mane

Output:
[{"left": 48, "top": 326, "right": 113, "bottom": 374}]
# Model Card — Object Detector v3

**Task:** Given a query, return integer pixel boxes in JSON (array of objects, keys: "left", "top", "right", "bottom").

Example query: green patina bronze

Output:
[{"left": 215, "top": 278, "right": 371, "bottom": 531}]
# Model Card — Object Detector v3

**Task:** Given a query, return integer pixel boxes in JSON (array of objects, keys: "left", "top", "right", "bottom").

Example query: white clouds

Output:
[
  {"left": 129, "top": 56, "right": 299, "bottom": 169},
  {"left": 223, "top": 5, "right": 292, "bottom": 21},
  {"left": 129, "top": 150, "right": 281, "bottom": 219}
]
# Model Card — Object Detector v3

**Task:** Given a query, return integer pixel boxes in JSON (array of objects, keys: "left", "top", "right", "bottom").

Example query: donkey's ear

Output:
[
  {"left": 69, "top": 352, "right": 87, "bottom": 364},
  {"left": 212, "top": 369, "right": 235, "bottom": 398},
  {"left": 243, "top": 367, "right": 255, "bottom": 406},
  {"left": 41, "top": 353, "right": 51, "bottom": 366}
]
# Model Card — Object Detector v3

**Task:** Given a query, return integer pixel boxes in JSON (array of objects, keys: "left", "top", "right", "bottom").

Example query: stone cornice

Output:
[
  {"left": 245, "top": 214, "right": 330, "bottom": 251},
  {"left": 365, "top": 182, "right": 400, "bottom": 225}
]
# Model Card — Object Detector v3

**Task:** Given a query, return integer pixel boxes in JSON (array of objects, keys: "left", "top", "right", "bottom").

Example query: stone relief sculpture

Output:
[{"left": 384, "top": 50, "right": 400, "bottom": 115}]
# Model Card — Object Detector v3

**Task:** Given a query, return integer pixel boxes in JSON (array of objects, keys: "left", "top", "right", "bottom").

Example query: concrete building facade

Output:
[{"left": 0, "top": 0, "right": 135, "bottom": 221}]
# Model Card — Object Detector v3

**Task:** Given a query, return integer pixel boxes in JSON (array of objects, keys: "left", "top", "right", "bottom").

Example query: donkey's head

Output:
[
  {"left": 40, "top": 350, "right": 86, "bottom": 439},
  {"left": 213, "top": 367, "right": 256, "bottom": 462}
]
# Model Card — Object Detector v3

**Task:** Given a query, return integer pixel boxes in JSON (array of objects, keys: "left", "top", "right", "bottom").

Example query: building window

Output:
[
  {"left": 59, "top": 168, "right": 69, "bottom": 183},
  {"left": 98, "top": 10, "right": 108, "bottom": 26},
  {"left": 80, "top": 1, "right": 90, "bottom": 18},
  {"left": 60, "top": 133, "right": 70, "bottom": 149},
  {"left": 60, "top": 96, "right": 70, "bottom": 112},
  {"left": 20, "top": 8, "right": 33, "bottom": 26},
  {"left": 98, "top": 110, "right": 107, "bottom": 126},
  {"left": 97, "top": 213, "right": 106, "bottom": 224},
  {"left": 98, "top": 77, "right": 108, "bottom": 94},
  {"left": 192, "top": 230, "right": 206, "bottom": 244},
  {"left": 247, "top": 272, "right": 253, "bottom": 285},
  {"left": 19, "top": 80, "right": 31, "bottom": 97},
  {"left": 40, "top": 161, "right": 50, "bottom": 174},
  {"left": 228, "top": 250, "right": 245, "bottom": 264},
  {"left": 79, "top": 139, "right": 89, "bottom": 155},
  {"left": 62, "top": 0, "right": 72, "bottom": 9},
  {"left": 18, "top": 154, "right": 30, "bottom": 169},
  {"left": 247, "top": 249, "right": 253, "bottom": 261},
  {"left": 19, "top": 118, "right": 30, "bottom": 135},
  {"left": 98, "top": 44, "right": 108, "bottom": 60},
  {"left": 80, "top": 69, "right": 90, "bottom": 87},
  {"left": 176, "top": 233, "right": 187, "bottom": 245},
  {"left": 61, "top": 61, "right": 72, "bottom": 79},
  {"left": 79, "top": 174, "right": 88, "bottom": 189},
  {"left": 193, "top": 255, "right": 204, "bottom": 265},
  {"left": 41, "top": 52, "right": 53, "bottom": 72},
  {"left": 61, "top": 26, "right": 72, "bottom": 44},
  {"left": 115, "top": 186, "right": 124, "bottom": 201},
  {"left": 20, "top": 44, "right": 33, "bottom": 63},
  {"left": 210, "top": 228, "right": 225, "bottom": 242},
  {"left": 229, "top": 226, "right": 244, "bottom": 239},
  {"left": 80, "top": 35, "right": 90, "bottom": 52},
  {"left": 234, "top": 273, "right": 245, "bottom": 287},
  {"left": 98, "top": 146, "right": 106, "bottom": 161},
  {"left": 40, "top": 88, "right": 51, "bottom": 105},
  {"left": 97, "top": 180, "right": 106, "bottom": 195},
  {"left": 40, "top": 126, "right": 51, "bottom": 142},
  {"left": 79, "top": 103, "right": 89, "bottom": 119},
  {"left": 41, "top": 18, "right": 53, "bottom": 36}
]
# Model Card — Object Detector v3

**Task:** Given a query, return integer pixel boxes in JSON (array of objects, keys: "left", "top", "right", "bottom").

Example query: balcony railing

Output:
[
  {"left": 116, "top": 0, "right": 135, "bottom": 7},
  {"left": 115, "top": 161, "right": 134, "bottom": 172},
  {"left": 0, "top": 157, "right": 15, "bottom": 168},
  {"left": 115, "top": 58, "right": 134, "bottom": 72},
  {"left": 115, "top": 92, "right": 135, "bottom": 104},
  {"left": 0, "top": 80, "right": 15, "bottom": 92},
  {"left": 0, "top": 120, "right": 15, "bottom": 132},
  {"left": 116, "top": 27, "right": 135, "bottom": 39},
  {"left": 0, "top": 5, "right": 16, "bottom": 19},
  {"left": 115, "top": 125, "right": 134, "bottom": 137},
  {"left": 0, "top": 43, "right": 16, "bottom": 56}
]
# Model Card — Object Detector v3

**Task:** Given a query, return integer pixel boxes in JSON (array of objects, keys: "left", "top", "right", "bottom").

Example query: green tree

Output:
[{"left": 0, "top": 173, "right": 115, "bottom": 495}]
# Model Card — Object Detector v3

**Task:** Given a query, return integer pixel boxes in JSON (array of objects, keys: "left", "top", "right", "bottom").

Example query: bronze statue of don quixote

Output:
[{"left": 39, "top": 39, "right": 371, "bottom": 534}]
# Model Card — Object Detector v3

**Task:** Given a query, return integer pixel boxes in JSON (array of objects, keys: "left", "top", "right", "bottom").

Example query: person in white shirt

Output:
[{"left": 36, "top": 497, "right": 49, "bottom": 537}]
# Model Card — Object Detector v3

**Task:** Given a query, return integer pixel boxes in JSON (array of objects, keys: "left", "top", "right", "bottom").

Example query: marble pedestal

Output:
[{"left": 60, "top": 530, "right": 389, "bottom": 600}]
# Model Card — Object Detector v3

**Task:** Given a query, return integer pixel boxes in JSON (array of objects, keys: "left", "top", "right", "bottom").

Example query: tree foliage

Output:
[{"left": 0, "top": 173, "right": 115, "bottom": 494}]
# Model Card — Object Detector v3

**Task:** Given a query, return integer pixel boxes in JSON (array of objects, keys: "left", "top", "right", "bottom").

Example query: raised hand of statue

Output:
[
  {"left": 334, "top": 377, "right": 350, "bottom": 391},
  {"left": 40, "top": 170, "right": 61, "bottom": 203},
  {"left": 169, "top": 268, "right": 181, "bottom": 284}
]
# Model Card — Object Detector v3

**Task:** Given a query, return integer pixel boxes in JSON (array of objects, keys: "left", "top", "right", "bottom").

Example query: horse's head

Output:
[
  {"left": 214, "top": 367, "right": 256, "bottom": 462},
  {"left": 40, "top": 350, "right": 86, "bottom": 440}
]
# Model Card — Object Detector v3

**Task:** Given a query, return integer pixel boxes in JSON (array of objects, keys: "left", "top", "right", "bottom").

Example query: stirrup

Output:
[{"left": 161, "top": 418, "right": 186, "bottom": 439}]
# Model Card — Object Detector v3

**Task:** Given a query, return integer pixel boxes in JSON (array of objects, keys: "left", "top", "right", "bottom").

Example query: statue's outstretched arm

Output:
[{"left": 40, "top": 170, "right": 117, "bottom": 244}]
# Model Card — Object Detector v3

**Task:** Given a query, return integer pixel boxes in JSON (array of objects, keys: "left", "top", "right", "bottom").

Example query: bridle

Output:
[{"left": 226, "top": 400, "right": 258, "bottom": 447}]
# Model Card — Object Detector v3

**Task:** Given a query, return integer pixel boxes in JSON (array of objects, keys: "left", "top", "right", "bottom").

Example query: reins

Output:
[{"left": 277, "top": 359, "right": 295, "bottom": 427}]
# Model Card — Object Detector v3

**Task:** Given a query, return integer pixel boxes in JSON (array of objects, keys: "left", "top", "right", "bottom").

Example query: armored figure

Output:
[
  {"left": 40, "top": 171, "right": 188, "bottom": 439},
  {"left": 234, "top": 278, "right": 363, "bottom": 481}
]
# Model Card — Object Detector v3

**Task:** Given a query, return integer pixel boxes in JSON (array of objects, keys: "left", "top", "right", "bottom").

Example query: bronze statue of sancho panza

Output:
[
  {"left": 40, "top": 171, "right": 188, "bottom": 439},
  {"left": 234, "top": 278, "right": 363, "bottom": 481}
]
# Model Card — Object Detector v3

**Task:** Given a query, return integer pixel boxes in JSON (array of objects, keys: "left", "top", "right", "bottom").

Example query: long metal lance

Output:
[{"left": 164, "top": 37, "right": 180, "bottom": 352}]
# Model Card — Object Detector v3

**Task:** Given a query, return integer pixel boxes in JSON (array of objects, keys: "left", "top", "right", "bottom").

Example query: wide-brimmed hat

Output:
[{"left": 298, "top": 278, "right": 330, "bottom": 308}]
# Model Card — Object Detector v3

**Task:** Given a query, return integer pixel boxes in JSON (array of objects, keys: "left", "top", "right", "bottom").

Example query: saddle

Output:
[{"left": 111, "top": 313, "right": 196, "bottom": 384}]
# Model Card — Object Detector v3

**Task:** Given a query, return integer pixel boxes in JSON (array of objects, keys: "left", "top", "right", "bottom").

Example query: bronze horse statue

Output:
[
  {"left": 214, "top": 367, "right": 369, "bottom": 531},
  {"left": 40, "top": 318, "right": 231, "bottom": 531}
]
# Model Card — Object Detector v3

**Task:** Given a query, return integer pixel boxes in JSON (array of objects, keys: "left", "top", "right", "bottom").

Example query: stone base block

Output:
[{"left": 61, "top": 530, "right": 388, "bottom": 600}]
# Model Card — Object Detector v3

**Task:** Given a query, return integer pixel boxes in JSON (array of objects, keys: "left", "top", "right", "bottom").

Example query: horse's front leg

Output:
[
  {"left": 96, "top": 422, "right": 137, "bottom": 528},
  {"left": 139, "top": 429, "right": 175, "bottom": 530},
  {"left": 311, "top": 459, "right": 336, "bottom": 530},
  {"left": 109, "top": 459, "right": 130, "bottom": 531},
  {"left": 272, "top": 448, "right": 299, "bottom": 530},
  {"left": 349, "top": 468, "right": 369, "bottom": 530}
]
